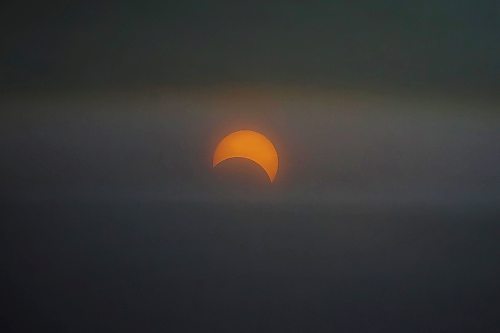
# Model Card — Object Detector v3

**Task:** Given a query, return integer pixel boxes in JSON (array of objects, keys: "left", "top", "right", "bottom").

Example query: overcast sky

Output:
[
  {"left": 1, "top": 2, "right": 499, "bottom": 332},
  {"left": 1, "top": 1, "right": 499, "bottom": 95}
]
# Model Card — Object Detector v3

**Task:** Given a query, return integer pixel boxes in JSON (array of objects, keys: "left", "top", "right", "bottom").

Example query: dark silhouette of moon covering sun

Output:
[{"left": 213, "top": 130, "right": 279, "bottom": 182}]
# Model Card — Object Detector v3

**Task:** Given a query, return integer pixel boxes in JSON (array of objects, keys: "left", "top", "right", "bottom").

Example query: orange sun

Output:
[{"left": 213, "top": 130, "right": 279, "bottom": 182}]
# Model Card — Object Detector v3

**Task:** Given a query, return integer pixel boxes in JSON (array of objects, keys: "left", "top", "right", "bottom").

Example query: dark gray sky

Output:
[
  {"left": 1, "top": 2, "right": 500, "bottom": 332},
  {"left": 1, "top": 1, "right": 499, "bottom": 95}
]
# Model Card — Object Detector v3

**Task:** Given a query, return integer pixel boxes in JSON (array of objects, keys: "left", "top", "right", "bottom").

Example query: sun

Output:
[{"left": 213, "top": 130, "right": 279, "bottom": 182}]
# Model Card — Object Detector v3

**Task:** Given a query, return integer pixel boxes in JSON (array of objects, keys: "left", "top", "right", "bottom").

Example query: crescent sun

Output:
[{"left": 212, "top": 130, "right": 279, "bottom": 182}]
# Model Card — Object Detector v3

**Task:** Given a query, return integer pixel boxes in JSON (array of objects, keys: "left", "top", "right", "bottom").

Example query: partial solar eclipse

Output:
[{"left": 213, "top": 130, "right": 279, "bottom": 182}]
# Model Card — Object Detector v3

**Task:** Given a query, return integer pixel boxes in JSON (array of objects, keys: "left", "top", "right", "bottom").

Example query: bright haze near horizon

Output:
[{"left": 1, "top": 1, "right": 499, "bottom": 332}]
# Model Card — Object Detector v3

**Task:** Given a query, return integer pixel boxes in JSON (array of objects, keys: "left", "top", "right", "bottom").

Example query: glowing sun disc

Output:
[{"left": 213, "top": 130, "right": 279, "bottom": 182}]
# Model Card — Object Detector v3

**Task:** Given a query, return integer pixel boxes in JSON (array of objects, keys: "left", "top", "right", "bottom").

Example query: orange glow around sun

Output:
[{"left": 213, "top": 130, "right": 279, "bottom": 182}]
